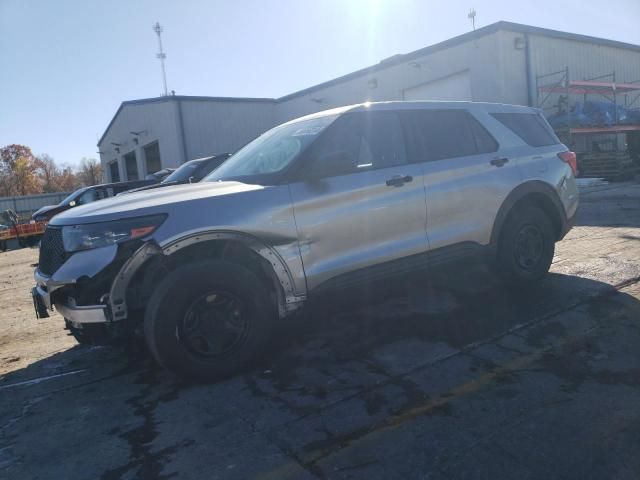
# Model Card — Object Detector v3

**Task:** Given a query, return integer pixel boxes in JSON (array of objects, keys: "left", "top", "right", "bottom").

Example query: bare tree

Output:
[
  {"left": 35, "top": 154, "right": 60, "bottom": 193},
  {"left": 56, "top": 165, "right": 79, "bottom": 192},
  {"left": 77, "top": 157, "right": 102, "bottom": 186}
]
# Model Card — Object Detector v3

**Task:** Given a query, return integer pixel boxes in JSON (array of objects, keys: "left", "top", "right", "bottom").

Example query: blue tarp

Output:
[{"left": 547, "top": 101, "right": 640, "bottom": 128}]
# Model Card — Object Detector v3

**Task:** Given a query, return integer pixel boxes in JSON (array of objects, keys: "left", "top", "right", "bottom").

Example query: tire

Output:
[
  {"left": 144, "top": 260, "right": 274, "bottom": 382},
  {"left": 65, "top": 320, "right": 112, "bottom": 346},
  {"left": 496, "top": 205, "right": 555, "bottom": 285}
]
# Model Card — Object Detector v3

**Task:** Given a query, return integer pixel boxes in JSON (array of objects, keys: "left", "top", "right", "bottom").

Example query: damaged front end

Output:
[{"left": 32, "top": 218, "right": 167, "bottom": 342}]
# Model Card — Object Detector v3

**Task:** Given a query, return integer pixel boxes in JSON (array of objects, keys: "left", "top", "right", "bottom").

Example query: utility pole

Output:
[
  {"left": 468, "top": 8, "right": 476, "bottom": 31},
  {"left": 153, "top": 22, "right": 168, "bottom": 96}
]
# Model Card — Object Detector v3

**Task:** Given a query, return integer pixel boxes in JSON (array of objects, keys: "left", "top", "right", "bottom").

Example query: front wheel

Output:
[
  {"left": 144, "top": 260, "right": 274, "bottom": 382},
  {"left": 496, "top": 206, "right": 556, "bottom": 285}
]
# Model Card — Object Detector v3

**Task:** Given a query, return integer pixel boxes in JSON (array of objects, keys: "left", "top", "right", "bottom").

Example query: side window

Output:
[
  {"left": 76, "top": 189, "right": 97, "bottom": 205},
  {"left": 307, "top": 112, "right": 407, "bottom": 178},
  {"left": 491, "top": 112, "right": 559, "bottom": 147},
  {"left": 468, "top": 115, "right": 499, "bottom": 153},
  {"left": 404, "top": 110, "right": 477, "bottom": 161}
]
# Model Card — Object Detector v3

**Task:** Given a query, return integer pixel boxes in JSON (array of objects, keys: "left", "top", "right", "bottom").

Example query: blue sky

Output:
[{"left": 1, "top": 0, "right": 639, "bottom": 165}]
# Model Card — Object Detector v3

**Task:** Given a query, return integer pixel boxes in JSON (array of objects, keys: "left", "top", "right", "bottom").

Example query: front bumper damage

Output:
[
  {"left": 32, "top": 242, "right": 159, "bottom": 327},
  {"left": 33, "top": 269, "right": 108, "bottom": 323}
]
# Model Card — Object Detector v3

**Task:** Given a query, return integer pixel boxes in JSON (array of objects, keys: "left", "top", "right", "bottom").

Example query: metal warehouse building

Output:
[{"left": 98, "top": 21, "right": 640, "bottom": 181}]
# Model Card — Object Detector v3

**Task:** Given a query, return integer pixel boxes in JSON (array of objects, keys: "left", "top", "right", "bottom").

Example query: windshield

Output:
[
  {"left": 60, "top": 188, "right": 85, "bottom": 205},
  {"left": 163, "top": 161, "right": 204, "bottom": 183},
  {"left": 205, "top": 114, "right": 338, "bottom": 182}
]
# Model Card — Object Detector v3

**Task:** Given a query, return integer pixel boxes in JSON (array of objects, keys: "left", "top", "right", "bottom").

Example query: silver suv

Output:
[{"left": 32, "top": 101, "right": 579, "bottom": 380}]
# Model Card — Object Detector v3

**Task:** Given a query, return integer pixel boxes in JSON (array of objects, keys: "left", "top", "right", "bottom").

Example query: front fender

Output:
[
  {"left": 162, "top": 230, "right": 303, "bottom": 309},
  {"left": 109, "top": 231, "right": 306, "bottom": 321}
]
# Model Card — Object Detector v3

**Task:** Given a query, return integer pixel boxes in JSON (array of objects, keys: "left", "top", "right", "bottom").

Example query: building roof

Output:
[
  {"left": 99, "top": 21, "right": 640, "bottom": 146},
  {"left": 98, "top": 95, "right": 274, "bottom": 146}
]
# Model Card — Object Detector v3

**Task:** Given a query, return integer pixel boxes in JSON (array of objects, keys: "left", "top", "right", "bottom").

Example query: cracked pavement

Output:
[{"left": 1, "top": 181, "right": 639, "bottom": 479}]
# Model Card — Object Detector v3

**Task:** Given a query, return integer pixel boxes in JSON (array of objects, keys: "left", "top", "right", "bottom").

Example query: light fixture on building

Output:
[
  {"left": 367, "top": 78, "right": 378, "bottom": 89},
  {"left": 514, "top": 37, "right": 526, "bottom": 50},
  {"left": 111, "top": 142, "right": 121, "bottom": 154},
  {"left": 130, "top": 130, "right": 147, "bottom": 145}
]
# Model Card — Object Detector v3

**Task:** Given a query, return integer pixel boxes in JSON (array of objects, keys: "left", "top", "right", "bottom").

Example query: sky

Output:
[{"left": 1, "top": 0, "right": 639, "bottom": 166}]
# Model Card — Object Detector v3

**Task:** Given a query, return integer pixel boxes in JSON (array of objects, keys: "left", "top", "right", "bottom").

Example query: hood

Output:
[
  {"left": 49, "top": 181, "right": 264, "bottom": 226},
  {"left": 32, "top": 204, "right": 66, "bottom": 221},
  {"left": 120, "top": 180, "right": 183, "bottom": 195}
]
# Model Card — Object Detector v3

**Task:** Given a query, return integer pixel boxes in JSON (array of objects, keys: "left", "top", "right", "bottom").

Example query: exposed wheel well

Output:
[{"left": 127, "top": 239, "right": 283, "bottom": 318}]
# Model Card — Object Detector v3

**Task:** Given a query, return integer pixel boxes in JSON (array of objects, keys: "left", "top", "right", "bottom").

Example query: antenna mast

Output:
[
  {"left": 468, "top": 8, "right": 477, "bottom": 31},
  {"left": 153, "top": 22, "right": 168, "bottom": 96}
]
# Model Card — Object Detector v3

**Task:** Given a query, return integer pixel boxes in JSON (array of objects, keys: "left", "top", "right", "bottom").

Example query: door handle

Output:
[
  {"left": 490, "top": 157, "right": 509, "bottom": 167},
  {"left": 385, "top": 175, "right": 413, "bottom": 187}
]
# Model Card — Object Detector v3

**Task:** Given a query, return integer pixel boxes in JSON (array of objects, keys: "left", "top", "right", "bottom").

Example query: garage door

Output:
[{"left": 403, "top": 71, "right": 472, "bottom": 101}]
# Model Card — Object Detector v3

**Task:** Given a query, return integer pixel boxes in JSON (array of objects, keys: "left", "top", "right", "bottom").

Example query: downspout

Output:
[
  {"left": 524, "top": 33, "right": 534, "bottom": 107},
  {"left": 174, "top": 97, "right": 188, "bottom": 164}
]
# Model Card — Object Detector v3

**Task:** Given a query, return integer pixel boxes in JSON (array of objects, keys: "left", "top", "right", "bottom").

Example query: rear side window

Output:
[
  {"left": 401, "top": 110, "right": 498, "bottom": 162},
  {"left": 491, "top": 112, "right": 559, "bottom": 147},
  {"left": 307, "top": 112, "right": 407, "bottom": 178}
]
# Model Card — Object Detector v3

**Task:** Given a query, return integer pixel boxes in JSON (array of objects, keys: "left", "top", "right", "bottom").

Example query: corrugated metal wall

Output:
[
  {"left": 180, "top": 100, "right": 276, "bottom": 159},
  {"left": 530, "top": 35, "right": 640, "bottom": 87},
  {"left": 275, "top": 31, "right": 504, "bottom": 122},
  {"left": 0, "top": 192, "right": 70, "bottom": 215},
  {"left": 99, "top": 100, "right": 183, "bottom": 181},
  {"left": 98, "top": 27, "right": 640, "bottom": 174}
]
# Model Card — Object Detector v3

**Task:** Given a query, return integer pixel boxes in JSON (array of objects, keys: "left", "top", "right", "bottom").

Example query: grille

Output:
[{"left": 39, "top": 227, "right": 66, "bottom": 276}]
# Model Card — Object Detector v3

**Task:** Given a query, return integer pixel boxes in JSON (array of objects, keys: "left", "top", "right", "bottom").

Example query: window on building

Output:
[
  {"left": 306, "top": 112, "right": 407, "bottom": 178},
  {"left": 109, "top": 161, "right": 120, "bottom": 182},
  {"left": 491, "top": 112, "right": 559, "bottom": 147},
  {"left": 144, "top": 141, "right": 161, "bottom": 175},
  {"left": 124, "top": 151, "right": 138, "bottom": 180}
]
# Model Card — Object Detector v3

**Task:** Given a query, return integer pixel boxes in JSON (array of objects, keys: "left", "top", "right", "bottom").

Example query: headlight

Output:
[{"left": 62, "top": 214, "right": 166, "bottom": 252}]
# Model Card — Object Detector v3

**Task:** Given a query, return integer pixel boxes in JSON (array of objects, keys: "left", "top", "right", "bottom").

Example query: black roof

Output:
[{"left": 99, "top": 21, "right": 640, "bottom": 146}]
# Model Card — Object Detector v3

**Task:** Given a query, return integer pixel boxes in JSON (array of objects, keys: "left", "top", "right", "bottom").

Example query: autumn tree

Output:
[
  {"left": 0, "top": 144, "right": 41, "bottom": 196},
  {"left": 77, "top": 157, "right": 102, "bottom": 186}
]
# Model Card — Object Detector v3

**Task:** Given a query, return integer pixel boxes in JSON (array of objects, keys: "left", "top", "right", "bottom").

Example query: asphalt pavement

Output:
[{"left": 1, "top": 181, "right": 639, "bottom": 480}]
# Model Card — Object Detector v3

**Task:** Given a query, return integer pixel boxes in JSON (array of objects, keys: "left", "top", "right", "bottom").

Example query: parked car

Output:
[
  {"left": 32, "top": 101, "right": 579, "bottom": 381},
  {"left": 31, "top": 179, "right": 156, "bottom": 222},
  {"left": 146, "top": 168, "right": 175, "bottom": 182},
  {"left": 125, "top": 154, "right": 231, "bottom": 194}
]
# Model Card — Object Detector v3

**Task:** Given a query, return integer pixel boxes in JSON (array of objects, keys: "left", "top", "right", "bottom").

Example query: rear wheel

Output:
[
  {"left": 144, "top": 260, "right": 274, "bottom": 382},
  {"left": 496, "top": 206, "right": 555, "bottom": 285}
]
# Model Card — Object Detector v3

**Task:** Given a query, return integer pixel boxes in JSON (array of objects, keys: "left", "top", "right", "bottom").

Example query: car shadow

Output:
[
  {"left": 2, "top": 264, "right": 639, "bottom": 479},
  {"left": 0, "top": 263, "right": 632, "bottom": 390}
]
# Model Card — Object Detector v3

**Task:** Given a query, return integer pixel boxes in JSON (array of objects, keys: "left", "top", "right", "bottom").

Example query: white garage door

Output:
[{"left": 403, "top": 71, "right": 472, "bottom": 101}]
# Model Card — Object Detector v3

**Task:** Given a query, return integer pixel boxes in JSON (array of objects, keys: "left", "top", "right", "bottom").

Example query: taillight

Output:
[{"left": 558, "top": 151, "right": 577, "bottom": 176}]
